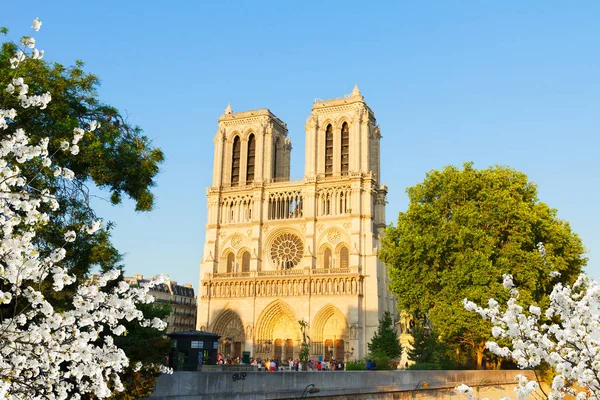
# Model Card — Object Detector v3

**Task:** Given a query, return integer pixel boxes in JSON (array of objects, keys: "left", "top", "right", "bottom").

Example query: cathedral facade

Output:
[{"left": 197, "top": 86, "right": 395, "bottom": 362}]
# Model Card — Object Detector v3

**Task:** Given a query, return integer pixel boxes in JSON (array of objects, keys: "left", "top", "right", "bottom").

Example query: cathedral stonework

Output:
[{"left": 197, "top": 86, "right": 396, "bottom": 362}]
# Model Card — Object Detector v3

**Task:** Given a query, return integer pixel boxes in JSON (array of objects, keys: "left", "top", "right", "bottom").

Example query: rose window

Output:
[{"left": 270, "top": 232, "right": 304, "bottom": 270}]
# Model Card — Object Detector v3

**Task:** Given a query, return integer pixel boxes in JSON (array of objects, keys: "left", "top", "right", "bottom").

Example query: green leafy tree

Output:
[
  {"left": 380, "top": 163, "right": 586, "bottom": 368},
  {"left": 0, "top": 39, "right": 164, "bottom": 287},
  {"left": 368, "top": 311, "right": 402, "bottom": 359}
]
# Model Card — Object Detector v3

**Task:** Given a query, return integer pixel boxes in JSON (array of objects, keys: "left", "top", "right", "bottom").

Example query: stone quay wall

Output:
[{"left": 149, "top": 369, "right": 539, "bottom": 400}]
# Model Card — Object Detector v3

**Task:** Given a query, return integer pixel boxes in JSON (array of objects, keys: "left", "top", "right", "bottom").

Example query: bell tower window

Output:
[
  {"left": 325, "top": 124, "right": 333, "bottom": 177},
  {"left": 341, "top": 122, "right": 349, "bottom": 175},
  {"left": 246, "top": 134, "right": 255, "bottom": 183},
  {"left": 231, "top": 136, "right": 241, "bottom": 186}
]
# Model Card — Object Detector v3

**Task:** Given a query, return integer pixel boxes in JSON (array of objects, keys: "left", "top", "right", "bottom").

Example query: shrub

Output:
[{"left": 345, "top": 360, "right": 366, "bottom": 370}]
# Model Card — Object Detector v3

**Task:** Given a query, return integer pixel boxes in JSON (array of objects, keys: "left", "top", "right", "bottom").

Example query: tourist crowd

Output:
[{"left": 216, "top": 353, "right": 345, "bottom": 371}]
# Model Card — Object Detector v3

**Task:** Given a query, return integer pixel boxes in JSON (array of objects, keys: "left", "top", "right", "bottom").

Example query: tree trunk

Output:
[{"left": 476, "top": 342, "right": 485, "bottom": 369}]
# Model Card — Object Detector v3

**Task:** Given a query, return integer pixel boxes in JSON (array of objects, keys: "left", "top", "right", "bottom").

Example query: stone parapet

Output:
[{"left": 149, "top": 369, "right": 539, "bottom": 400}]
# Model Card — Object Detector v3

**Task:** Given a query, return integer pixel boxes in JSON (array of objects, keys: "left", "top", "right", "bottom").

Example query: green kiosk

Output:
[{"left": 168, "top": 330, "right": 221, "bottom": 371}]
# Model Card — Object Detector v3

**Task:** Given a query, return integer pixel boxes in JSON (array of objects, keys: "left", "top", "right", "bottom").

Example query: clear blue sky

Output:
[{"left": 5, "top": 2, "right": 600, "bottom": 291}]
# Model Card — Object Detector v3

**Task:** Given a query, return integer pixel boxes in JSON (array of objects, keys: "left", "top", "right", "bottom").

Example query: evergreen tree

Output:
[
  {"left": 407, "top": 325, "right": 451, "bottom": 367},
  {"left": 368, "top": 311, "right": 402, "bottom": 359}
]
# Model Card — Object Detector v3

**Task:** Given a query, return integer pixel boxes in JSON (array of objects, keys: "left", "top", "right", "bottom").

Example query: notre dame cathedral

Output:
[{"left": 196, "top": 85, "right": 396, "bottom": 362}]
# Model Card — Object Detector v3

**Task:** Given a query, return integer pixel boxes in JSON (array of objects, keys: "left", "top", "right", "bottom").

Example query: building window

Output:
[
  {"left": 226, "top": 253, "right": 235, "bottom": 273},
  {"left": 339, "top": 246, "right": 349, "bottom": 269},
  {"left": 242, "top": 251, "right": 250, "bottom": 272},
  {"left": 269, "top": 232, "right": 304, "bottom": 270},
  {"left": 191, "top": 341, "right": 204, "bottom": 349},
  {"left": 246, "top": 134, "right": 255, "bottom": 183},
  {"left": 231, "top": 136, "right": 241, "bottom": 186},
  {"left": 325, "top": 124, "right": 333, "bottom": 177},
  {"left": 323, "top": 248, "right": 332, "bottom": 269},
  {"left": 341, "top": 122, "right": 349, "bottom": 174}
]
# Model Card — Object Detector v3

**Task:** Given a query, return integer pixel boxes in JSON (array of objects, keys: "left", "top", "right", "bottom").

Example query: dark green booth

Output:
[{"left": 168, "top": 330, "right": 220, "bottom": 371}]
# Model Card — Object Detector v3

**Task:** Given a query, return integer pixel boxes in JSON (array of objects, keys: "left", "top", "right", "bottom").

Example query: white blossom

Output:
[
  {"left": 0, "top": 19, "right": 169, "bottom": 399},
  {"left": 503, "top": 274, "right": 515, "bottom": 289},
  {"left": 64, "top": 230, "right": 76, "bottom": 242},
  {"left": 460, "top": 269, "right": 600, "bottom": 400},
  {"left": 86, "top": 220, "right": 102, "bottom": 234},
  {"left": 21, "top": 37, "right": 36, "bottom": 49},
  {"left": 88, "top": 120, "right": 100, "bottom": 131},
  {"left": 31, "top": 17, "right": 42, "bottom": 31}
]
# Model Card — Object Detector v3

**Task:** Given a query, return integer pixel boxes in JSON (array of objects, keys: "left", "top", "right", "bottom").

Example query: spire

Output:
[
  {"left": 351, "top": 84, "right": 362, "bottom": 97},
  {"left": 224, "top": 102, "right": 233, "bottom": 114}
]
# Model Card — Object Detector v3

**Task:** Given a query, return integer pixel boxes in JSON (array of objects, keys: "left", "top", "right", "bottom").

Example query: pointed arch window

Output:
[
  {"left": 325, "top": 124, "right": 333, "bottom": 177},
  {"left": 246, "top": 134, "right": 255, "bottom": 183},
  {"left": 226, "top": 253, "right": 235, "bottom": 273},
  {"left": 341, "top": 122, "right": 349, "bottom": 175},
  {"left": 339, "top": 246, "right": 349, "bottom": 269},
  {"left": 231, "top": 136, "right": 241, "bottom": 186},
  {"left": 323, "top": 248, "right": 332, "bottom": 269},
  {"left": 241, "top": 251, "right": 250, "bottom": 273}
]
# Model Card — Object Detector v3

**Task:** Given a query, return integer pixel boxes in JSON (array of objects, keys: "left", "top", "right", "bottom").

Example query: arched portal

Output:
[
  {"left": 311, "top": 304, "right": 349, "bottom": 361},
  {"left": 210, "top": 309, "right": 246, "bottom": 359},
  {"left": 255, "top": 300, "right": 300, "bottom": 361}
]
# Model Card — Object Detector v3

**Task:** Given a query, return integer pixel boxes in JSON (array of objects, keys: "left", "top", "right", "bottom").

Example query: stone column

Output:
[
  {"left": 304, "top": 114, "right": 318, "bottom": 178},
  {"left": 351, "top": 112, "right": 361, "bottom": 173},
  {"left": 212, "top": 129, "right": 225, "bottom": 187}
]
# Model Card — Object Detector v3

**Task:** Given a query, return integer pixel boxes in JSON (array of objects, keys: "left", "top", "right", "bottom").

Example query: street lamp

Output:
[
  {"left": 301, "top": 384, "right": 320, "bottom": 398},
  {"left": 411, "top": 380, "right": 430, "bottom": 398}
]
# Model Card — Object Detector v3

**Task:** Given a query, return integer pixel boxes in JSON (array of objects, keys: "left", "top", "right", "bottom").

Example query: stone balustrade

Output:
[{"left": 201, "top": 267, "right": 363, "bottom": 298}]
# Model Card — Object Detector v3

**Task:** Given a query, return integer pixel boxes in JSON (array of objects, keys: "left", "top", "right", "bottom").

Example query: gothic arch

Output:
[
  {"left": 317, "top": 243, "right": 333, "bottom": 269},
  {"left": 336, "top": 115, "right": 352, "bottom": 127},
  {"left": 210, "top": 308, "right": 246, "bottom": 343},
  {"left": 227, "top": 130, "right": 241, "bottom": 142},
  {"left": 242, "top": 129, "right": 256, "bottom": 140},
  {"left": 318, "top": 227, "right": 350, "bottom": 248},
  {"left": 334, "top": 242, "right": 350, "bottom": 253},
  {"left": 319, "top": 118, "right": 335, "bottom": 131},
  {"left": 311, "top": 303, "right": 348, "bottom": 343},
  {"left": 255, "top": 299, "right": 301, "bottom": 341},
  {"left": 222, "top": 233, "right": 248, "bottom": 250},
  {"left": 336, "top": 244, "right": 350, "bottom": 269},
  {"left": 220, "top": 249, "right": 235, "bottom": 273},
  {"left": 240, "top": 250, "right": 251, "bottom": 273},
  {"left": 236, "top": 246, "right": 251, "bottom": 257}
]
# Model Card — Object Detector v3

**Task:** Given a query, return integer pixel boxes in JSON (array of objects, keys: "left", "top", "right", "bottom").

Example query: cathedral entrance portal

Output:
[
  {"left": 311, "top": 304, "right": 349, "bottom": 361},
  {"left": 255, "top": 300, "right": 300, "bottom": 361},
  {"left": 211, "top": 309, "right": 246, "bottom": 359}
]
